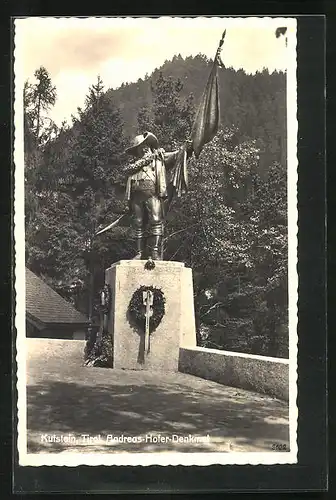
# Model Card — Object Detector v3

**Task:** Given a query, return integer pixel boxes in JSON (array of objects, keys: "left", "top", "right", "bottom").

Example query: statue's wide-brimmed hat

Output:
[{"left": 125, "top": 131, "right": 159, "bottom": 154}]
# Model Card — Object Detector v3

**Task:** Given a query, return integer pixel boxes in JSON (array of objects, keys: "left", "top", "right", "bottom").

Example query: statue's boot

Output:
[
  {"left": 148, "top": 234, "right": 162, "bottom": 261},
  {"left": 133, "top": 231, "right": 145, "bottom": 260}
]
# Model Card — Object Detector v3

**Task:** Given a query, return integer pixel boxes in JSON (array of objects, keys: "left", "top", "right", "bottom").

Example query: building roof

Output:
[{"left": 26, "top": 268, "right": 88, "bottom": 326}]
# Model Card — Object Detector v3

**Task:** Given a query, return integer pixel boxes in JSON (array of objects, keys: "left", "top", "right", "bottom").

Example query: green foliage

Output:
[
  {"left": 63, "top": 77, "right": 131, "bottom": 305},
  {"left": 25, "top": 74, "right": 130, "bottom": 318},
  {"left": 84, "top": 330, "right": 113, "bottom": 368},
  {"left": 163, "top": 128, "right": 288, "bottom": 357},
  {"left": 137, "top": 71, "right": 195, "bottom": 149}
]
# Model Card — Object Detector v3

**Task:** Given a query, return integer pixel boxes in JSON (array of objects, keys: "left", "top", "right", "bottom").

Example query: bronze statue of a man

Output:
[{"left": 124, "top": 131, "right": 192, "bottom": 260}]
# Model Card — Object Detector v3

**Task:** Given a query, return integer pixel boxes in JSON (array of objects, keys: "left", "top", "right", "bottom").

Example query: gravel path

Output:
[{"left": 26, "top": 339, "right": 290, "bottom": 454}]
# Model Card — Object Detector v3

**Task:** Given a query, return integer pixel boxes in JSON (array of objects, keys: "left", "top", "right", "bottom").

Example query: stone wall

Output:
[{"left": 178, "top": 346, "right": 289, "bottom": 401}]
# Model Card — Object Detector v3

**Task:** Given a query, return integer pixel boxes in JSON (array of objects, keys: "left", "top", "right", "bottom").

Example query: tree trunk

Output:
[{"left": 36, "top": 93, "right": 41, "bottom": 143}]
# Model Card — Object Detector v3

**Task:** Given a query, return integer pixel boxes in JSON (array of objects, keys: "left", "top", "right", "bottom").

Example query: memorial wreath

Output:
[{"left": 128, "top": 285, "right": 165, "bottom": 332}]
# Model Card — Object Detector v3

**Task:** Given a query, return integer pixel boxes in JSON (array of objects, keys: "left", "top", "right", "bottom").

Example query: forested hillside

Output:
[
  {"left": 108, "top": 54, "right": 286, "bottom": 173},
  {"left": 24, "top": 55, "right": 288, "bottom": 358}
]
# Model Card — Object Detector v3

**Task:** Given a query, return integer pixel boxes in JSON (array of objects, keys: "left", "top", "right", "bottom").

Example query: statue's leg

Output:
[
  {"left": 131, "top": 194, "right": 145, "bottom": 259},
  {"left": 146, "top": 196, "right": 163, "bottom": 260}
]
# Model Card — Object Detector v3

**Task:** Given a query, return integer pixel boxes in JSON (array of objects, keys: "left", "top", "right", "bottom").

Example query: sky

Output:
[{"left": 15, "top": 17, "right": 295, "bottom": 127}]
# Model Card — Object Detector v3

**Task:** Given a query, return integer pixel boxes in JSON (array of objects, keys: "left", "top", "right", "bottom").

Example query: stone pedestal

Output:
[{"left": 105, "top": 260, "right": 197, "bottom": 371}]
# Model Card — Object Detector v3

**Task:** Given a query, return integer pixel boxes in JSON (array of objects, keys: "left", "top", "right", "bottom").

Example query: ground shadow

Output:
[{"left": 27, "top": 375, "right": 289, "bottom": 454}]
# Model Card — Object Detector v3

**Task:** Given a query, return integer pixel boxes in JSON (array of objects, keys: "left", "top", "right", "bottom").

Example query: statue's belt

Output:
[{"left": 131, "top": 179, "right": 156, "bottom": 190}]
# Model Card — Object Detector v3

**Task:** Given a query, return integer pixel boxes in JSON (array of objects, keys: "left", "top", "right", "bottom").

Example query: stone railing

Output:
[{"left": 178, "top": 346, "right": 289, "bottom": 401}]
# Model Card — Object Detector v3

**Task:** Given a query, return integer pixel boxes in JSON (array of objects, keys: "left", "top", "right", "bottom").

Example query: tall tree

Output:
[
  {"left": 168, "top": 129, "right": 288, "bottom": 357},
  {"left": 24, "top": 66, "right": 57, "bottom": 145},
  {"left": 54, "top": 76, "right": 129, "bottom": 314},
  {"left": 24, "top": 67, "right": 58, "bottom": 266},
  {"left": 25, "top": 74, "right": 129, "bottom": 318},
  {"left": 137, "top": 72, "right": 195, "bottom": 149}
]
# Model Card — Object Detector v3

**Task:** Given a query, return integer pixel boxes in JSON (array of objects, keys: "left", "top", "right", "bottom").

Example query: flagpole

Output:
[
  {"left": 167, "top": 30, "right": 227, "bottom": 209},
  {"left": 214, "top": 29, "right": 226, "bottom": 67}
]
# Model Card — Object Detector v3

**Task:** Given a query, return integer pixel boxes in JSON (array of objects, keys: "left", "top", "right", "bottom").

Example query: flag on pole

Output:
[
  {"left": 166, "top": 31, "right": 226, "bottom": 209},
  {"left": 190, "top": 30, "right": 226, "bottom": 158}
]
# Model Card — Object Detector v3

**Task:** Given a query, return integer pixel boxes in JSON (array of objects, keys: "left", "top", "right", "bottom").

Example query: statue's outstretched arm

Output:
[{"left": 163, "top": 140, "right": 193, "bottom": 170}]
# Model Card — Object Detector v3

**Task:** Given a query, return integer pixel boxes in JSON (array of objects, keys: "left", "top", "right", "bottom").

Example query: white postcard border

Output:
[{"left": 14, "top": 15, "right": 298, "bottom": 467}]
